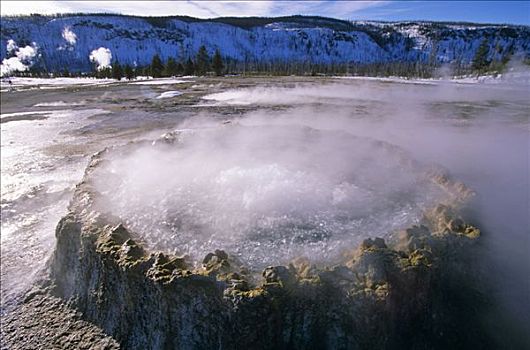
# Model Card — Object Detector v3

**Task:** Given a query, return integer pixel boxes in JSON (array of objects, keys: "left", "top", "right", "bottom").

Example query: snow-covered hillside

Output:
[{"left": 1, "top": 14, "right": 529, "bottom": 73}]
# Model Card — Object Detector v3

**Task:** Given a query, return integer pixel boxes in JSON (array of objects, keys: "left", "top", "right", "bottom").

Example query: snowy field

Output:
[
  {"left": 0, "top": 77, "right": 116, "bottom": 91},
  {"left": 0, "top": 76, "right": 197, "bottom": 91}
]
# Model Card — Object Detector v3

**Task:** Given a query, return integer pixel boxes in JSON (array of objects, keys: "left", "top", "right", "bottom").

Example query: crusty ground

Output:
[{"left": 1, "top": 289, "right": 119, "bottom": 350}]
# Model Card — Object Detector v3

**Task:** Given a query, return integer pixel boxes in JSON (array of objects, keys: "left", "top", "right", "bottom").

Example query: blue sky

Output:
[{"left": 1, "top": 1, "right": 528, "bottom": 25}]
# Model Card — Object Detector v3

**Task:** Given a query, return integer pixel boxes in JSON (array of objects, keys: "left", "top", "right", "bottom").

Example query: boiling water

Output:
[{"left": 92, "top": 124, "right": 448, "bottom": 268}]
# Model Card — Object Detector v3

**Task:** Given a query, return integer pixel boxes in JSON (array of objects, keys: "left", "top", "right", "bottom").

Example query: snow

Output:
[
  {"left": 34, "top": 101, "right": 85, "bottom": 107},
  {"left": 0, "top": 110, "right": 55, "bottom": 120},
  {"left": 155, "top": 90, "right": 182, "bottom": 99},
  {"left": 130, "top": 78, "right": 191, "bottom": 85},
  {"left": 0, "top": 77, "right": 116, "bottom": 88}
]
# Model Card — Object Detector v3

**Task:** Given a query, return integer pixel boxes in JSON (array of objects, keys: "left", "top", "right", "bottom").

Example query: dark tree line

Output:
[
  {"left": 90, "top": 45, "right": 226, "bottom": 80},
  {"left": 5, "top": 41, "right": 523, "bottom": 79}
]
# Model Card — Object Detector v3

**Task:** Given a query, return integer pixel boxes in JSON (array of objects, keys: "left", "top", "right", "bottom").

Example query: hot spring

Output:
[{"left": 91, "top": 122, "right": 450, "bottom": 269}]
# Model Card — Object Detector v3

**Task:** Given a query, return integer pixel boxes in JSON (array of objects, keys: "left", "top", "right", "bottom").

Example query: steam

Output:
[
  {"left": 16, "top": 45, "right": 38, "bottom": 61},
  {"left": 89, "top": 47, "right": 112, "bottom": 70},
  {"left": 62, "top": 26, "right": 77, "bottom": 45},
  {"left": 92, "top": 118, "right": 449, "bottom": 268},
  {"left": 79, "top": 77, "right": 528, "bottom": 341},
  {"left": 0, "top": 40, "right": 38, "bottom": 77},
  {"left": 6, "top": 39, "right": 17, "bottom": 53},
  {"left": 203, "top": 80, "right": 530, "bottom": 338},
  {"left": 0, "top": 58, "right": 27, "bottom": 77}
]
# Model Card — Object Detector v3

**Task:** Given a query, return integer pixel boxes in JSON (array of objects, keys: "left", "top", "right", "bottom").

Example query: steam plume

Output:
[
  {"left": 62, "top": 26, "right": 77, "bottom": 45},
  {"left": 0, "top": 40, "right": 38, "bottom": 77},
  {"left": 6, "top": 39, "right": 17, "bottom": 53},
  {"left": 89, "top": 47, "right": 112, "bottom": 71}
]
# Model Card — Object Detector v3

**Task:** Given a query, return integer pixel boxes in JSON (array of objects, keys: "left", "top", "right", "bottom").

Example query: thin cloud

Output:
[
  {"left": 270, "top": 1, "right": 388, "bottom": 20},
  {"left": 187, "top": 1, "right": 221, "bottom": 18},
  {"left": 0, "top": 1, "right": 387, "bottom": 19}
]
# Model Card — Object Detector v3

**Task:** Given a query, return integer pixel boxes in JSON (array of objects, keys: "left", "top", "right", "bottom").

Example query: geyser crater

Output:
[{"left": 91, "top": 123, "right": 450, "bottom": 269}]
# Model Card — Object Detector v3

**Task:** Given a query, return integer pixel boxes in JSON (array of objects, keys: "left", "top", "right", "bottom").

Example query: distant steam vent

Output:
[
  {"left": 89, "top": 47, "right": 112, "bottom": 70},
  {"left": 0, "top": 39, "right": 39, "bottom": 77}
]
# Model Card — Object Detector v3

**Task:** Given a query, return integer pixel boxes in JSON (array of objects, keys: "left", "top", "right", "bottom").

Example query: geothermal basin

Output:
[{"left": 1, "top": 75, "right": 529, "bottom": 349}]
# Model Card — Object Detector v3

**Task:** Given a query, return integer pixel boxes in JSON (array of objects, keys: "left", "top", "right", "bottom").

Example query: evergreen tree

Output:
[
  {"left": 184, "top": 57, "right": 195, "bottom": 75},
  {"left": 112, "top": 61, "right": 123, "bottom": 80},
  {"left": 163, "top": 57, "right": 178, "bottom": 77},
  {"left": 428, "top": 40, "right": 439, "bottom": 68},
  {"left": 472, "top": 39, "right": 490, "bottom": 72},
  {"left": 195, "top": 45, "right": 210, "bottom": 75},
  {"left": 124, "top": 64, "right": 134, "bottom": 80},
  {"left": 176, "top": 62, "right": 184, "bottom": 76},
  {"left": 212, "top": 49, "right": 224, "bottom": 76},
  {"left": 150, "top": 54, "right": 164, "bottom": 78},
  {"left": 501, "top": 43, "right": 514, "bottom": 66},
  {"left": 96, "top": 67, "right": 112, "bottom": 79}
]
